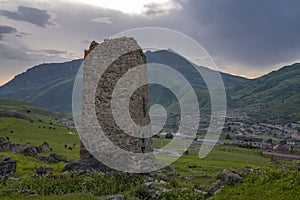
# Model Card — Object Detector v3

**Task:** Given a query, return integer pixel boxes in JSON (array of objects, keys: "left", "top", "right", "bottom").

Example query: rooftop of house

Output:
[{"left": 273, "top": 144, "right": 289, "bottom": 151}]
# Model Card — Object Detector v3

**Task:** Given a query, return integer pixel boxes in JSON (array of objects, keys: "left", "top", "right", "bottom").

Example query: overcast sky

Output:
[{"left": 1, "top": 0, "right": 300, "bottom": 85}]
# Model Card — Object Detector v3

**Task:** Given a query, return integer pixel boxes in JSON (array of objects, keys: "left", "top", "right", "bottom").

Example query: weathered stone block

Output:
[{"left": 0, "top": 157, "right": 16, "bottom": 179}]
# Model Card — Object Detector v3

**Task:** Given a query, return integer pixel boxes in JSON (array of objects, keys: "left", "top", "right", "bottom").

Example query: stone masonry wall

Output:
[{"left": 80, "top": 38, "right": 153, "bottom": 160}]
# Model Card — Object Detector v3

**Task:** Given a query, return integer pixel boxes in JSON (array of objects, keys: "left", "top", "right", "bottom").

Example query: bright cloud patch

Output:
[
  {"left": 75, "top": 0, "right": 182, "bottom": 16},
  {"left": 91, "top": 17, "right": 112, "bottom": 24}
]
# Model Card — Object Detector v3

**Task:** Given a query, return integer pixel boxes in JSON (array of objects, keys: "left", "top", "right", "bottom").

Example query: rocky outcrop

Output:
[
  {"left": 37, "top": 142, "right": 52, "bottom": 153},
  {"left": 207, "top": 179, "right": 223, "bottom": 195},
  {"left": 1, "top": 137, "right": 39, "bottom": 157},
  {"left": 0, "top": 157, "right": 16, "bottom": 179},
  {"left": 0, "top": 138, "right": 66, "bottom": 163},
  {"left": 220, "top": 169, "right": 243, "bottom": 185},
  {"left": 36, "top": 167, "right": 54, "bottom": 176},
  {"left": 205, "top": 169, "right": 243, "bottom": 197},
  {"left": 62, "top": 158, "right": 111, "bottom": 173},
  {"left": 39, "top": 153, "right": 67, "bottom": 164},
  {"left": 0, "top": 137, "right": 10, "bottom": 151},
  {"left": 100, "top": 195, "right": 124, "bottom": 200},
  {"left": 11, "top": 143, "right": 39, "bottom": 158}
]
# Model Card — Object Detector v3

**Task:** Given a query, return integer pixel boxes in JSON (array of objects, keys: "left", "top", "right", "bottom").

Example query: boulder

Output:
[
  {"left": 100, "top": 195, "right": 124, "bottom": 200},
  {"left": 240, "top": 166, "right": 253, "bottom": 177},
  {"left": 47, "top": 153, "right": 67, "bottom": 163},
  {"left": 62, "top": 158, "right": 110, "bottom": 173},
  {"left": 38, "top": 153, "right": 67, "bottom": 163},
  {"left": 36, "top": 167, "right": 54, "bottom": 175},
  {"left": 0, "top": 157, "right": 16, "bottom": 179},
  {"left": 220, "top": 169, "right": 242, "bottom": 185},
  {"left": 207, "top": 179, "right": 222, "bottom": 195},
  {"left": 0, "top": 138, "right": 39, "bottom": 158},
  {"left": 0, "top": 137, "right": 11, "bottom": 151},
  {"left": 37, "top": 142, "right": 51, "bottom": 153},
  {"left": 22, "top": 144, "right": 39, "bottom": 157},
  {"left": 10, "top": 143, "right": 39, "bottom": 158}
]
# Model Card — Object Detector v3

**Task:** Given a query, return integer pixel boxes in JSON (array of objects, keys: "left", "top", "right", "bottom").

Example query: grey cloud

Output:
[
  {"left": 41, "top": 49, "right": 67, "bottom": 55},
  {"left": 0, "top": 43, "right": 34, "bottom": 62},
  {"left": 15, "top": 32, "right": 30, "bottom": 38},
  {"left": 0, "top": 25, "right": 17, "bottom": 40},
  {"left": 91, "top": 17, "right": 112, "bottom": 24},
  {"left": 0, "top": 43, "right": 68, "bottom": 63},
  {"left": 0, "top": 42, "right": 72, "bottom": 86},
  {"left": 143, "top": 1, "right": 183, "bottom": 17},
  {"left": 0, "top": 6, "right": 53, "bottom": 27},
  {"left": 2, "top": 0, "right": 300, "bottom": 79},
  {"left": 187, "top": 0, "right": 300, "bottom": 70}
]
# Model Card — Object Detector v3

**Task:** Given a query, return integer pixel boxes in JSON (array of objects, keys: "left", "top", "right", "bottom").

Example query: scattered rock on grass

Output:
[
  {"left": 207, "top": 179, "right": 223, "bottom": 195},
  {"left": 37, "top": 142, "right": 52, "bottom": 153},
  {"left": 220, "top": 169, "right": 243, "bottom": 185},
  {"left": 36, "top": 167, "right": 54, "bottom": 176},
  {"left": 0, "top": 157, "right": 16, "bottom": 179},
  {"left": 62, "top": 158, "right": 110, "bottom": 173},
  {"left": 100, "top": 195, "right": 124, "bottom": 200}
]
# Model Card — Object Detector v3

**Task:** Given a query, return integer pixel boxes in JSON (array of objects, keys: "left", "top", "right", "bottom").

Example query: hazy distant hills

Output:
[{"left": 0, "top": 50, "right": 299, "bottom": 121}]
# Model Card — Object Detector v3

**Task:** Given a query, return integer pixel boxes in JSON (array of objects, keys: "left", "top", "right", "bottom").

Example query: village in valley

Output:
[
  {"left": 155, "top": 111, "right": 300, "bottom": 160},
  {"left": 221, "top": 119, "right": 300, "bottom": 159}
]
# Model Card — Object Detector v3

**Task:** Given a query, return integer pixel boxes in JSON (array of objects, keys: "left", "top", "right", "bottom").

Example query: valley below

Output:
[
  {"left": 0, "top": 98, "right": 299, "bottom": 199},
  {"left": 0, "top": 52, "right": 299, "bottom": 199}
]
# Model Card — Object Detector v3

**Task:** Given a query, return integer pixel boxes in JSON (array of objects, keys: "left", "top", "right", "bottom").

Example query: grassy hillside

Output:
[
  {"left": 230, "top": 63, "right": 300, "bottom": 121},
  {"left": 0, "top": 51, "right": 247, "bottom": 114},
  {"left": 0, "top": 99, "right": 80, "bottom": 159},
  {"left": 146, "top": 50, "right": 248, "bottom": 89},
  {"left": 0, "top": 52, "right": 299, "bottom": 122},
  {"left": 0, "top": 59, "right": 83, "bottom": 113},
  {"left": 1, "top": 143, "right": 299, "bottom": 199},
  {"left": 0, "top": 99, "right": 299, "bottom": 199}
]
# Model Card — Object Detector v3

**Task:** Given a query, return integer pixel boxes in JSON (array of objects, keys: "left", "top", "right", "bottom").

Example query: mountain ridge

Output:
[{"left": 0, "top": 50, "right": 299, "bottom": 121}]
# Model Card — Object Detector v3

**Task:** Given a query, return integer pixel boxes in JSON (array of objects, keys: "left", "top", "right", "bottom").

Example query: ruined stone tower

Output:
[{"left": 80, "top": 37, "right": 153, "bottom": 161}]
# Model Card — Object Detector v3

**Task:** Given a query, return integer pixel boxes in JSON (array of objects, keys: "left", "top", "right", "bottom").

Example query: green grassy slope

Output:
[
  {"left": 0, "top": 99, "right": 80, "bottom": 159},
  {"left": 0, "top": 51, "right": 247, "bottom": 114},
  {"left": 0, "top": 59, "right": 83, "bottom": 113},
  {"left": 0, "top": 99, "right": 298, "bottom": 199},
  {"left": 0, "top": 52, "right": 299, "bottom": 121},
  {"left": 230, "top": 63, "right": 300, "bottom": 121}
]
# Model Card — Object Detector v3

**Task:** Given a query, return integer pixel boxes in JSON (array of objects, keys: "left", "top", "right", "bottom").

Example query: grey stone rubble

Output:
[
  {"left": 220, "top": 169, "right": 243, "bottom": 184},
  {"left": 62, "top": 158, "right": 110, "bottom": 173},
  {"left": 0, "top": 137, "right": 67, "bottom": 163},
  {"left": 205, "top": 169, "right": 243, "bottom": 197},
  {"left": 35, "top": 166, "right": 54, "bottom": 176},
  {"left": 100, "top": 195, "right": 124, "bottom": 200},
  {"left": 0, "top": 157, "right": 16, "bottom": 179},
  {"left": 37, "top": 142, "right": 51, "bottom": 153}
]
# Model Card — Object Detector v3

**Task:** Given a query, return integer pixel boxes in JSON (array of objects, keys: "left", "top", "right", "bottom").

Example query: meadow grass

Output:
[
  {"left": 0, "top": 99, "right": 299, "bottom": 199},
  {"left": 0, "top": 117, "right": 80, "bottom": 160}
]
